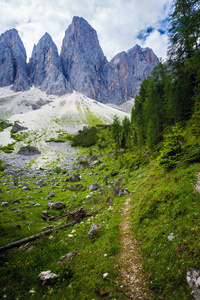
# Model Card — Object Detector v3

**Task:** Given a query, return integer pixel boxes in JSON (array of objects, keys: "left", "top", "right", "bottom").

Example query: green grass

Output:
[
  {"left": 129, "top": 162, "right": 200, "bottom": 299},
  {"left": 0, "top": 120, "right": 200, "bottom": 299},
  {"left": 0, "top": 143, "right": 15, "bottom": 153},
  {"left": 0, "top": 150, "right": 126, "bottom": 299}
]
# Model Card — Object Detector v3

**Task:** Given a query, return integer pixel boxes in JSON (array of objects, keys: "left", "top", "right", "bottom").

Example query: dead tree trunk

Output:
[{"left": 0, "top": 220, "right": 76, "bottom": 254}]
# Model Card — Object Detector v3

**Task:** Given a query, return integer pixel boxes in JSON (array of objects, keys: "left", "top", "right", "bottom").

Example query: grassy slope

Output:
[{"left": 0, "top": 124, "right": 200, "bottom": 299}]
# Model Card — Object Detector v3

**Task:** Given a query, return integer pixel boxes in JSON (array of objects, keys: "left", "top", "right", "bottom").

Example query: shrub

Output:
[
  {"left": 0, "top": 143, "right": 15, "bottom": 153},
  {"left": 0, "top": 159, "right": 6, "bottom": 171},
  {"left": 157, "top": 125, "right": 184, "bottom": 170},
  {"left": 71, "top": 127, "right": 98, "bottom": 147}
]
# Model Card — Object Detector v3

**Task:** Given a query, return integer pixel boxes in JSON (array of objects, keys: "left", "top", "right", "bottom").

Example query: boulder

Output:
[
  {"left": 12, "top": 124, "right": 28, "bottom": 133},
  {"left": 48, "top": 191, "right": 55, "bottom": 198},
  {"left": 48, "top": 201, "right": 66, "bottom": 210},
  {"left": 88, "top": 223, "right": 101, "bottom": 239},
  {"left": 187, "top": 268, "right": 200, "bottom": 300},
  {"left": 89, "top": 183, "right": 99, "bottom": 191},
  {"left": 66, "top": 174, "right": 81, "bottom": 182},
  {"left": 38, "top": 270, "right": 58, "bottom": 285},
  {"left": 17, "top": 146, "right": 41, "bottom": 156},
  {"left": 36, "top": 179, "right": 47, "bottom": 187},
  {"left": 22, "top": 184, "right": 30, "bottom": 191}
]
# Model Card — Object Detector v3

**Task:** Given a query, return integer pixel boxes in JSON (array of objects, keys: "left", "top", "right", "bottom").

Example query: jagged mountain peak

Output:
[
  {"left": 60, "top": 16, "right": 107, "bottom": 100},
  {"left": 0, "top": 28, "right": 29, "bottom": 92},
  {"left": 28, "top": 32, "right": 72, "bottom": 96},
  {"left": 0, "top": 17, "right": 159, "bottom": 103}
]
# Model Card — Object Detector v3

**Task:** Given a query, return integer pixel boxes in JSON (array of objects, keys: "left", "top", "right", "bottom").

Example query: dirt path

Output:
[
  {"left": 118, "top": 161, "right": 155, "bottom": 299},
  {"left": 118, "top": 197, "right": 151, "bottom": 299},
  {"left": 195, "top": 172, "right": 200, "bottom": 193}
]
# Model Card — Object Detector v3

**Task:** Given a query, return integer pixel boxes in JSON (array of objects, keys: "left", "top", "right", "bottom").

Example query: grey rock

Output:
[
  {"left": 17, "top": 146, "right": 41, "bottom": 156},
  {"left": 92, "top": 160, "right": 100, "bottom": 166},
  {"left": 66, "top": 174, "right": 81, "bottom": 182},
  {"left": 41, "top": 210, "right": 55, "bottom": 221},
  {"left": 89, "top": 183, "right": 99, "bottom": 191},
  {"left": 28, "top": 33, "right": 72, "bottom": 96},
  {"left": 1, "top": 202, "right": 8, "bottom": 207},
  {"left": 57, "top": 251, "right": 76, "bottom": 265},
  {"left": 167, "top": 233, "right": 178, "bottom": 241},
  {"left": 9, "top": 199, "right": 20, "bottom": 204},
  {"left": 48, "top": 200, "right": 66, "bottom": 210},
  {"left": 118, "top": 188, "right": 130, "bottom": 197},
  {"left": 61, "top": 16, "right": 107, "bottom": 100},
  {"left": 88, "top": 223, "right": 100, "bottom": 239},
  {"left": 187, "top": 269, "right": 200, "bottom": 300},
  {"left": 22, "top": 184, "right": 30, "bottom": 191},
  {"left": 0, "top": 29, "right": 29, "bottom": 91},
  {"left": 36, "top": 179, "right": 47, "bottom": 187},
  {"left": 48, "top": 191, "right": 55, "bottom": 198},
  {"left": 11, "top": 124, "right": 28, "bottom": 133},
  {"left": 38, "top": 270, "right": 58, "bottom": 285},
  {"left": 31, "top": 104, "right": 41, "bottom": 110}
]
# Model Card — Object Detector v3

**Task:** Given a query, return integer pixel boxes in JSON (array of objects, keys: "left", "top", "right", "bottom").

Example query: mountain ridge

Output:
[{"left": 0, "top": 17, "right": 159, "bottom": 104}]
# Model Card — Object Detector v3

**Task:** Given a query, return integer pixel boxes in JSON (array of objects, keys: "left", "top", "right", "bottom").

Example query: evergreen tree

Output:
[
  {"left": 167, "top": 0, "right": 200, "bottom": 121},
  {"left": 111, "top": 115, "right": 121, "bottom": 148},
  {"left": 168, "top": 0, "right": 200, "bottom": 63},
  {"left": 121, "top": 116, "right": 131, "bottom": 149}
]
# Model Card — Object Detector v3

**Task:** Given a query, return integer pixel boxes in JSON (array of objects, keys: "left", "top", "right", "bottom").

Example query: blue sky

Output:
[{"left": 0, "top": 0, "right": 173, "bottom": 61}]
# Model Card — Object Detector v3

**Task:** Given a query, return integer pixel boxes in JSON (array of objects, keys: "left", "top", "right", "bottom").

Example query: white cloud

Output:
[
  {"left": 0, "top": 0, "right": 173, "bottom": 61},
  {"left": 137, "top": 30, "right": 169, "bottom": 60}
]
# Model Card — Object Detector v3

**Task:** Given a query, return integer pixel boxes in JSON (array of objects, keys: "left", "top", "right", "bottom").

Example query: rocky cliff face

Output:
[
  {"left": 60, "top": 16, "right": 107, "bottom": 100},
  {"left": 0, "top": 29, "right": 29, "bottom": 91},
  {"left": 101, "top": 45, "right": 159, "bottom": 104},
  {"left": 28, "top": 33, "right": 72, "bottom": 96},
  {"left": 0, "top": 18, "right": 159, "bottom": 104}
]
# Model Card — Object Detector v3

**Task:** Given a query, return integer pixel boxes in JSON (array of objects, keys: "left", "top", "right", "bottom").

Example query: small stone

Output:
[
  {"left": 1, "top": 202, "right": 8, "bottom": 207},
  {"left": 89, "top": 183, "right": 99, "bottom": 191},
  {"left": 29, "top": 288, "right": 35, "bottom": 294},
  {"left": 103, "top": 273, "right": 108, "bottom": 278},
  {"left": 88, "top": 223, "right": 100, "bottom": 239},
  {"left": 68, "top": 234, "right": 73, "bottom": 238},
  {"left": 9, "top": 199, "right": 20, "bottom": 204},
  {"left": 22, "top": 184, "right": 30, "bottom": 191},
  {"left": 48, "top": 191, "right": 55, "bottom": 198},
  {"left": 167, "top": 233, "right": 178, "bottom": 241},
  {"left": 48, "top": 201, "right": 66, "bottom": 210},
  {"left": 38, "top": 270, "right": 58, "bottom": 285}
]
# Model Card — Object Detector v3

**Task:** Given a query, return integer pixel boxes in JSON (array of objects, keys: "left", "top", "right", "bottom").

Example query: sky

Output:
[{"left": 0, "top": 0, "right": 173, "bottom": 61}]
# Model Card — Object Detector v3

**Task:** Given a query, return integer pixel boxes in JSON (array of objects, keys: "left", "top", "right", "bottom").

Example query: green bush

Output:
[
  {"left": 71, "top": 127, "right": 98, "bottom": 147},
  {"left": 0, "top": 159, "right": 6, "bottom": 171},
  {"left": 0, "top": 143, "right": 15, "bottom": 153}
]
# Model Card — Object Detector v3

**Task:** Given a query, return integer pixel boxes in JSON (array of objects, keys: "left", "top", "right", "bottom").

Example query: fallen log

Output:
[
  {"left": 0, "top": 220, "right": 76, "bottom": 254},
  {"left": 0, "top": 206, "right": 106, "bottom": 253}
]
